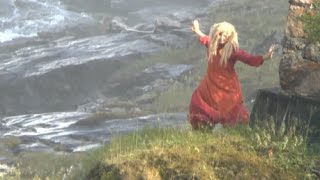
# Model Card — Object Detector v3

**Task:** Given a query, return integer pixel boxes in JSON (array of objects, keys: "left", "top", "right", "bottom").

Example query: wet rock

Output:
[
  {"left": 133, "top": 23, "right": 156, "bottom": 32},
  {"left": 76, "top": 62, "right": 191, "bottom": 118},
  {"left": 101, "top": 15, "right": 113, "bottom": 31},
  {"left": 155, "top": 16, "right": 182, "bottom": 32},
  {"left": 134, "top": 92, "right": 158, "bottom": 104},
  {"left": 129, "top": 1, "right": 208, "bottom": 24},
  {"left": 143, "top": 33, "right": 188, "bottom": 48},
  {"left": 130, "top": 107, "right": 142, "bottom": 116},
  {"left": 107, "top": 63, "right": 192, "bottom": 97},
  {"left": 104, "top": 15, "right": 155, "bottom": 33},
  {"left": 61, "top": 0, "right": 110, "bottom": 12},
  {"left": 0, "top": 34, "right": 164, "bottom": 116},
  {"left": 103, "top": 15, "right": 189, "bottom": 44},
  {"left": 143, "top": 63, "right": 192, "bottom": 78},
  {"left": 110, "top": 0, "right": 127, "bottom": 9}
]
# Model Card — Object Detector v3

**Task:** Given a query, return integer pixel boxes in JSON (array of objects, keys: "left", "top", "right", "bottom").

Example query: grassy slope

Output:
[{"left": 79, "top": 126, "right": 319, "bottom": 180}]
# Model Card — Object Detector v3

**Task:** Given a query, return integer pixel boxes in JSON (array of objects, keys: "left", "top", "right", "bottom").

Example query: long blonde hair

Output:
[{"left": 208, "top": 22, "right": 239, "bottom": 65}]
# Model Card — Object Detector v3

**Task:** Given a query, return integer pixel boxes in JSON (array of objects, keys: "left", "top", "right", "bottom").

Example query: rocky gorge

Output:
[{"left": 1, "top": 0, "right": 312, "bottom": 178}]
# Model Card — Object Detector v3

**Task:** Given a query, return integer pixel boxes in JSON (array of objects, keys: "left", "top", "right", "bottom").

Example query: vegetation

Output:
[
  {"left": 301, "top": 0, "right": 320, "bottom": 42},
  {"left": 70, "top": 124, "right": 319, "bottom": 180},
  {"left": 3, "top": 120, "right": 319, "bottom": 179}
]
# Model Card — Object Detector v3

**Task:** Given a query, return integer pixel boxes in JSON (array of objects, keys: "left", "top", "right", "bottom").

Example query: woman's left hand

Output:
[{"left": 263, "top": 44, "right": 276, "bottom": 60}]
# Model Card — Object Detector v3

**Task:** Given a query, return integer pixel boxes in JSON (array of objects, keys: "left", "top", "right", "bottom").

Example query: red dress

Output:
[{"left": 189, "top": 36, "right": 264, "bottom": 129}]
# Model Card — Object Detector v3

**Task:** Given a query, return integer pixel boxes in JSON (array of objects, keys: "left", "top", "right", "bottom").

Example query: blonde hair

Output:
[{"left": 208, "top": 22, "right": 239, "bottom": 65}]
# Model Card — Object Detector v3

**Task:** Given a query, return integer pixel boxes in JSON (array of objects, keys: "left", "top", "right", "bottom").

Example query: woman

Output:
[{"left": 189, "top": 20, "right": 275, "bottom": 129}]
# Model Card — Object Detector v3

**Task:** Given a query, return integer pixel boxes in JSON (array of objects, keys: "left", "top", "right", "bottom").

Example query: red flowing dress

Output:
[{"left": 189, "top": 36, "right": 264, "bottom": 129}]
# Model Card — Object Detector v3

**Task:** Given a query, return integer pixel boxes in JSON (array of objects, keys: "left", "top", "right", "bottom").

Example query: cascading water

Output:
[{"left": 0, "top": 0, "right": 209, "bottom": 155}]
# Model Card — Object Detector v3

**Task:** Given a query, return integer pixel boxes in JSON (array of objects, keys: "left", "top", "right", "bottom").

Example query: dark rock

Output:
[
  {"left": 304, "top": 42, "right": 320, "bottom": 62},
  {"left": 250, "top": 88, "right": 320, "bottom": 142},
  {"left": 279, "top": 53, "right": 320, "bottom": 97},
  {"left": 282, "top": 37, "right": 306, "bottom": 52}
]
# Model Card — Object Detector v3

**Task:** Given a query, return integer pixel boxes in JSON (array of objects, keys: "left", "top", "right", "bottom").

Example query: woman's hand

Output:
[
  {"left": 191, "top": 19, "right": 206, "bottom": 38},
  {"left": 191, "top": 20, "right": 200, "bottom": 33},
  {"left": 263, "top": 44, "right": 276, "bottom": 61}
]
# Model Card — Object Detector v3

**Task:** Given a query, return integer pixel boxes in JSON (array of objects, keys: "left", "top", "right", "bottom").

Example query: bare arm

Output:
[
  {"left": 192, "top": 19, "right": 209, "bottom": 47},
  {"left": 191, "top": 20, "right": 206, "bottom": 38}
]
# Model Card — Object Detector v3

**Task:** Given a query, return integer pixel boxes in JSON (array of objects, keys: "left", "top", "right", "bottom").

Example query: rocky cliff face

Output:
[{"left": 279, "top": 0, "right": 320, "bottom": 98}]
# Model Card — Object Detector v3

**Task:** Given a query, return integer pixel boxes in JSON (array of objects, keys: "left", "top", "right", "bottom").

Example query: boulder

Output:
[
  {"left": 279, "top": 0, "right": 320, "bottom": 98},
  {"left": 250, "top": 88, "right": 320, "bottom": 142}
]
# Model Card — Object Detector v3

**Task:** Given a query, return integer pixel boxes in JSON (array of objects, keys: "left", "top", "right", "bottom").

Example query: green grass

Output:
[
  {"left": 300, "top": 0, "right": 320, "bottom": 43},
  {"left": 3, "top": 125, "right": 318, "bottom": 179},
  {"left": 74, "top": 125, "right": 319, "bottom": 180}
]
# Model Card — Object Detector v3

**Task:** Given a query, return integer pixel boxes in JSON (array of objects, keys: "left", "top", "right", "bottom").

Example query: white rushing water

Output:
[
  {"left": 0, "top": 0, "right": 211, "bottom": 154},
  {"left": 0, "top": 0, "right": 93, "bottom": 43},
  {"left": 0, "top": 112, "right": 188, "bottom": 152}
]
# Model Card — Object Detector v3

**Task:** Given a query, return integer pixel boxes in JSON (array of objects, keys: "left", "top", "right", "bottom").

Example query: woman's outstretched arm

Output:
[
  {"left": 192, "top": 20, "right": 209, "bottom": 47},
  {"left": 191, "top": 20, "right": 206, "bottom": 38},
  {"left": 234, "top": 44, "right": 276, "bottom": 67}
]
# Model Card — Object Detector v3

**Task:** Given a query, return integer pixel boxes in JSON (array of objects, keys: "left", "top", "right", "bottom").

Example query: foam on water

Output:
[
  {"left": 73, "top": 144, "right": 101, "bottom": 152},
  {"left": 0, "top": 30, "right": 36, "bottom": 43},
  {"left": 2, "top": 112, "right": 90, "bottom": 137},
  {"left": 0, "top": 0, "right": 92, "bottom": 43},
  {"left": 0, "top": 112, "right": 188, "bottom": 152}
]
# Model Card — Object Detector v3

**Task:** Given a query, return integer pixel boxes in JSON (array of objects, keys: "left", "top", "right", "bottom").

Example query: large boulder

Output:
[
  {"left": 250, "top": 88, "right": 320, "bottom": 143},
  {"left": 279, "top": 0, "right": 320, "bottom": 98}
]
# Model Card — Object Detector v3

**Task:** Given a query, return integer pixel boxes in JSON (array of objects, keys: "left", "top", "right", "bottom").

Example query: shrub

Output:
[{"left": 301, "top": 0, "right": 320, "bottom": 42}]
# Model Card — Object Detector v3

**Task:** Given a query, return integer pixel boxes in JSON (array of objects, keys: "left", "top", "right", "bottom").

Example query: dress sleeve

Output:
[
  {"left": 199, "top": 36, "right": 209, "bottom": 47},
  {"left": 233, "top": 49, "right": 264, "bottom": 67}
]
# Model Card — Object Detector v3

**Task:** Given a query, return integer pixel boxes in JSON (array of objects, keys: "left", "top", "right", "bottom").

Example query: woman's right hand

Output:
[
  {"left": 191, "top": 19, "right": 206, "bottom": 38},
  {"left": 191, "top": 19, "right": 200, "bottom": 33}
]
